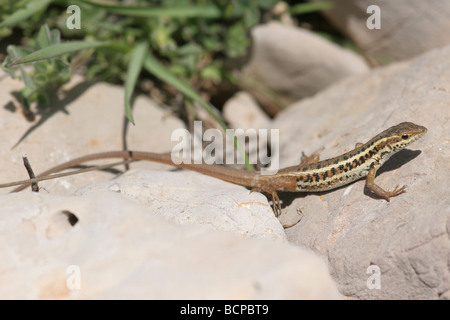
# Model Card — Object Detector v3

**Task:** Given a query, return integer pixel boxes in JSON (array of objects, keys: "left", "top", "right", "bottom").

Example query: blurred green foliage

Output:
[
  {"left": 0, "top": 0, "right": 333, "bottom": 169},
  {"left": 2, "top": 24, "right": 71, "bottom": 113},
  {"left": 0, "top": 0, "right": 332, "bottom": 120},
  {"left": 0, "top": 0, "right": 281, "bottom": 113}
]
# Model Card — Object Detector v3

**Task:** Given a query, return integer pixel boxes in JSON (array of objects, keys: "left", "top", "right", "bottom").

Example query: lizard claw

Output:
[{"left": 383, "top": 185, "right": 407, "bottom": 201}]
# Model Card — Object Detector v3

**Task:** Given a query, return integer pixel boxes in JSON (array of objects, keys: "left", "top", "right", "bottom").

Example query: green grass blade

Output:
[
  {"left": 124, "top": 41, "right": 148, "bottom": 124},
  {"left": 143, "top": 54, "right": 221, "bottom": 124},
  {"left": 143, "top": 54, "right": 252, "bottom": 170},
  {"left": 289, "top": 2, "right": 333, "bottom": 15},
  {"left": 0, "top": 0, "right": 52, "bottom": 29},
  {"left": 8, "top": 41, "right": 110, "bottom": 66},
  {"left": 6, "top": 46, "right": 36, "bottom": 89},
  {"left": 79, "top": 0, "right": 221, "bottom": 18}
]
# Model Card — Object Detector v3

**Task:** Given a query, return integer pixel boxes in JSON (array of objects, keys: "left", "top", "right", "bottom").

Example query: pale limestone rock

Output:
[
  {"left": 223, "top": 91, "right": 272, "bottom": 165},
  {"left": 311, "top": 0, "right": 450, "bottom": 62},
  {"left": 0, "top": 73, "right": 184, "bottom": 195},
  {"left": 279, "top": 45, "right": 450, "bottom": 299},
  {"left": 75, "top": 169, "right": 286, "bottom": 242},
  {"left": 242, "top": 22, "right": 369, "bottom": 109},
  {"left": 0, "top": 192, "right": 342, "bottom": 299},
  {"left": 223, "top": 91, "right": 271, "bottom": 130}
]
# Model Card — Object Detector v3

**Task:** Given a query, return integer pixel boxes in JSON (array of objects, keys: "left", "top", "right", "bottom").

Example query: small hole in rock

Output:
[{"left": 61, "top": 210, "right": 79, "bottom": 226}]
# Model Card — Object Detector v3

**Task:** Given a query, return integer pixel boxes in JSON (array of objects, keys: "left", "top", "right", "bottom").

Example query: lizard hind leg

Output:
[
  {"left": 250, "top": 186, "right": 282, "bottom": 217},
  {"left": 299, "top": 147, "right": 323, "bottom": 166}
]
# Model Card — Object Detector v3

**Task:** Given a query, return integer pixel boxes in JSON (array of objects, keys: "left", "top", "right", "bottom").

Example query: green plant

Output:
[
  {"left": 1, "top": 0, "right": 332, "bottom": 169},
  {"left": 2, "top": 24, "right": 72, "bottom": 114}
]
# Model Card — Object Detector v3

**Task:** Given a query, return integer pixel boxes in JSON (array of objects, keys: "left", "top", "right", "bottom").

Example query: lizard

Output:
[{"left": 5, "top": 122, "right": 427, "bottom": 216}]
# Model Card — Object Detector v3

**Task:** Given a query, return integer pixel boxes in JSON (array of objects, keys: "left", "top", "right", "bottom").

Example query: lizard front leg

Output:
[{"left": 365, "top": 167, "right": 407, "bottom": 201}]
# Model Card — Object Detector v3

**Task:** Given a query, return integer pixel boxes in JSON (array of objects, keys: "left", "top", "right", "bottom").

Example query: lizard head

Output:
[{"left": 382, "top": 122, "right": 427, "bottom": 152}]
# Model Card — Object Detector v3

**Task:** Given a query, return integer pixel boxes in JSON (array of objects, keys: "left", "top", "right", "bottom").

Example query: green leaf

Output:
[
  {"left": 8, "top": 41, "right": 111, "bottom": 66},
  {"left": 50, "top": 29, "right": 61, "bottom": 45},
  {"left": 79, "top": 0, "right": 222, "bottom": 18},
  {"left": 6, "top": 46, "right": 36, "bottom": 89},
  {"left": 1, "top": 56, "right": 15, "bottom": 78},
  {"left": 200, "top": 64, "right": 221, "bottom": 81},
  {"left": 0, "top": 0, "right": 52, "bottom": 29},
  {"left": 225, "top": 23, "right": 249, "bottom": 58},
  {"left": 124, "top": 41, "right": 148, "bottom": 124},
  {"left": 6, "top": 45, "right": 31, "bottom": 61},
  {"left": 36, "top": 25, "right": 51, "bottom": 49},
  {"left": 19, "top": 64, "right": 36, "bottom": 90}
]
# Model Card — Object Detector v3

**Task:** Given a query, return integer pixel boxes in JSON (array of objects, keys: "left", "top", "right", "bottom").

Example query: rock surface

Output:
[
  {"left": 76, "top": 169, "right": 286, "bottom": 242},
  {"left": 223, "top": 91, "right": 271, "bottom": 131},
  {"left": 0, "top": 66, "right": 341, "bottom": 300},
  {"left": 0, "top": 74, "right": 183, "bottom": 195},
  {"left": 1, "top": 23, "right": 449, "bottom": 300},
  {"left": 312, "top": 0, "right": 450, "bottom": 62},
  {"left": 278, "top": 45, "right": 450, "bottom": 299},
  {"left": 242, "top": 22, "right": 369, "bottom": 112},
  {"left": 0, "top": 192, "right": 342, "bottom": 299}
]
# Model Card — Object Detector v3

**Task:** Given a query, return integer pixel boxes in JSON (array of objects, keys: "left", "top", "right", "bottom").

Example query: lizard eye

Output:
[{"left": 401, "top": 134, "right": 409, "bottom": 140}]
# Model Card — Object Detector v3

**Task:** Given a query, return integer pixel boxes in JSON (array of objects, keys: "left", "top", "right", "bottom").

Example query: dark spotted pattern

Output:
[{"left": 273, "top": 122, "right": 427, "bottom": 192}]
